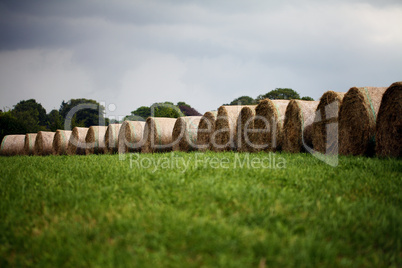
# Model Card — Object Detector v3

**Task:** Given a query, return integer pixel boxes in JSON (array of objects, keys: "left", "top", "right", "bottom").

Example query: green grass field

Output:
[{"left": 0, "top": 152, "right": 401, "bottom": 267}]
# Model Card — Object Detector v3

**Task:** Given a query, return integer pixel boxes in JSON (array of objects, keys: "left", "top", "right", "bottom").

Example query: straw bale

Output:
[
  {"left": 312, "top": 91, "right": 345, "bottom": 154},
  {"left": 376, "top": 82, "right": 402, "bottom": 157},
  {"left": 141, "top": 117, "right": 177, "bottom": 153},
  {"left": 196, "top": 111, "right": 217, "bottom": 151},
  {"left": 34, "top": 131, "right": 56, "bottom": 156},
  {"left": 105, "top": 123, "right": 122, "bottom": 154},
  {"left": 67, "top": 127, "right": 89, "bottom": 155},
  {"left": 172, "top": 116, "right": 202, "bottom": 152},
  {"left": 283, "top": 100, "right": 319, "bottom": 153},
  {"left": 0, "top": 135, "right": 25, "bottom": 156},
  {"left": 251, "top": 99, "right": 289, "bottom": 152},
  {"left": 118, "top": 121, "right": 146, "bottom": 154},
  {"left": 339, "top": 86, "right": 387, "bottom": 156},
  {"left": 212, "top": 105, "right": 247, "bottom": 152},
  {"left": 24, "top": 133, "right": 37, "bottom": 155},
  {"left": 52, "top": 130, "right": 72, "bottom": 155},
  {"left": 236, "top": 105, "right": 257, "bottom": 152},
  {"left": 85, "top": 126, "right": 108, "bottom": 154}
]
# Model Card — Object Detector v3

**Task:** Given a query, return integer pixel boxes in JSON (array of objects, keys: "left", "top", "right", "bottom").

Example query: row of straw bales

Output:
[{"left": 1, "top": 82, "right": 400, "bottom": 157}]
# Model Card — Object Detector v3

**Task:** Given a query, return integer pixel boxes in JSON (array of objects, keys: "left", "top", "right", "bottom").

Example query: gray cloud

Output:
[{"left": 0, "top": 0, "right": 401, "bottom": 117}]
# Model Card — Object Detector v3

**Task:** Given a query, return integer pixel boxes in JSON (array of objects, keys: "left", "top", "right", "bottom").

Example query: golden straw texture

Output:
[
  {"left": 251, "top": 99, "right": 289, "bottom": 152},
  {"left": 312, "top": 91, "right": 345, "bottom": 154},
  {"left": 85, "top": 126, "right": 108, "bottom": 154},
  {"left": 142, "top": 117, "right": 177, "bottom": 153},
  {"left": 196, "top": 111, "right": 217, "bottom": 151},
  {"left": 67, "top": 127, "right": 89, "bottom": 155},
  {"left": 376, "top": 82, "right": 402, "bottom": 157},
  {"left": 0, "top": 135, "right": 25, "bottom": 156},
  {"left": 34, "top": 131, "right": 56, "bottom": 156},
  {"left": 118, "top": 121, "right": 146, "bottom": 154},
  {"left": 339, "top": 86, "right": 387, "bottom": 156},
  {"left": 52, "top": 130, "right": 72, "bottom": 155},
  {"left": 105, "top": 123, "right": 122, "bottom": 154},
  {"left": 282, "top": 100, "right": 319, "bottom": 153},
  {"left": 24, "top": 133, "right": 37, "bottom": 155},
  {"left": 172, "top": 116, "right": 202, "bottom": 152}
]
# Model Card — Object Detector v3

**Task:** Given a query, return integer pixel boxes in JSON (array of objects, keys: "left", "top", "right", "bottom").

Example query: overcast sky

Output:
[{"left": 0, "top": 0, "right": 401, "bottom": 118}]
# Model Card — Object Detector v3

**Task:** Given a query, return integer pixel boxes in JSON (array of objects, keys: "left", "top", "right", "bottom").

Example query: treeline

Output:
[
  {"left": 226, "top": 88, "right": 314, "bottom": 105},
  {"left": 0, "top": 99, "right": 108, "bottom": 142},
  {"left": 125, "top": 101, "right": 201, "bottom": 121},
  {"left": 0, "top": 99, "right": 202, "bottom": 142},
  {"left": 1, "top": 88, "right": 311, "bottom": 142}
]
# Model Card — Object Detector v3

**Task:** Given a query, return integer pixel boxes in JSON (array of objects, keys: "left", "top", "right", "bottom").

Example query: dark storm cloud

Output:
[{"left": 0, "top": 0, "right": 401, "bottom": 116}]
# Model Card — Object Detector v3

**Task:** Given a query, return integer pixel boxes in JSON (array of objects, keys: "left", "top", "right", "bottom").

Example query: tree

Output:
[
  {"left": 178, "top": 105, "right": 202, "bottom": 116},
  {"left": 127, "top": 101, "right": 203, "bottom": 121},
  {"left": 124, "top": 114, "right": 146, "bottom": 121},
  {"left": 59, "top": 99, "right": 106, "bottom": 128},
  {"left": 176, "top": 101, "right": 201, "bottom": 116},
  {"left": 301, "top": 96, "right": 314, "bottom": 101},
  {"left": 177, "top": 101, "right": 190, "bottom": 107},
  {"left": 11, "top": 99, "right": 47, "bottom": 133},
  {"left": 128, "top": 102, "right": 186, "bottom": 120},
  {"left": 0, "top": 110, "right": 27, "bottom": 142},
  {"left": 47, "top": 109, "right": 63, "bottom": 131},
  {"left": 130, "top": 106, "right": 151, "bottom": 120},
  {"left": 151, "top": 102, "right": 183, "bottom": 118},
  {"left": 108, "top": 118, "right": 121, "bottom": 124},
  {"left": 229, "top": 96, "right": 256, "bottom": 105},
  {"left": 257, "top": 88, "right": 300, "bottom": 100}
]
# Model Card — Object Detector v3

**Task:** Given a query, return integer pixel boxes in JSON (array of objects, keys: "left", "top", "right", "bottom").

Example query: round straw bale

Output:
[
  {"left": 67, "top": 127, "right": 89, "bottom": 155},
  {"left": 24, "top": 133, "right": 37, "bottom": 155},
  {"left": 141, "top": 117, "right": 177, "bottom": 153},
  {"left": 376, "top": 82, "right": 402, "bottom": 157},
  {"left": 118, "top": 121, "right": 146, "bottom": 154},
  {"left": 85, "top": 126, "right": 108, "bottom": 155},
  {"left": 251, "top": 99, "right": 289, "bottom": 152},
  {"left": 212, "top": 105, "right": 248, "bottom": 152},
  {"left": 282, "top": 100, "right": 319, "bottom": 153},
  {"left": 339, "top": 86, "right": 387, "bottom": 156},
  {"left": 52, "top": 130, "right": 72, "bottom": 155},
  {"left": 172, "top": 116, "right": 202, "bottom": 152},
  {"left": 312, "top": 91, "right": 345, "bottom": 154},
  {"left": 0, "top": 135, "right": 25, "bottom": 156},
  {"left": 105, "top": 123, "right": 122, "bottom": 154},
  {"left": 236, "top": 105, "right": 257, "bottom": 152},
  {"left": 196, "top": 111, "right": 217, "bottom": 151},
  {"left": 34, "top": 131, "right": 56, "bottom": 156}
]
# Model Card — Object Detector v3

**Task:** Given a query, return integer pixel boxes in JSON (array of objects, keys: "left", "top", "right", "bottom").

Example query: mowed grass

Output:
[{"left": 0, "top": 152, "right": 401, "bottom": 267}]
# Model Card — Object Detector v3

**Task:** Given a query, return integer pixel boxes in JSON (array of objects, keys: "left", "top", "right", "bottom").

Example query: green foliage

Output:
[
  {"left": 47, "top": 109, "right": 63, "bottom": 131},
  {"left": 0, "top": 110, "right": 27, "bottom": 142},
  {"left": 129, "top": 102, "right": 184, "bottom": 120},
  {"left": 108, "top": 119, "right": 121, "bottom": 124},
  {"left": 301, "top": 96, "right": 314, "bottom": 101},
  {"left": 59, "top": 99, "right": 106, "bottom": 128},
  {"left": 11, "top": 99, "right": 47, "bottom": 133},
  {"left": 151, "top": 102, "right": 184, "bottom": 118},
  {"left": 0, "top": 153, "right": 400, "bottom": 267},
  {"left": 257, "top": 88, "right": 301, "bottom": 100},
  {"left": 130, "top": 106, "right": 151, "bottom": 120},
  {"left": 229, "top": 96, "right": 256, "bottom": 105},
  {"left": 12, "top": 99, "right": 47, "bottom": 126},
  {"left": 177, "top": 101, "right": 190, "bottom": 108},
  {"left": 124, "top": 115, "right": 145, "bottom": 121},
  {"left": 225, "top": 90, "right": 313, "bottom": 106}
]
